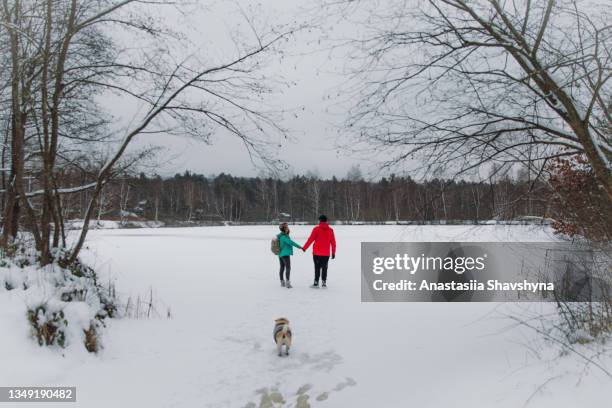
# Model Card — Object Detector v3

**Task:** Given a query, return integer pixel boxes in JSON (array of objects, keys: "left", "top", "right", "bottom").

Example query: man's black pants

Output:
[{"left": 313, "top": 255, "right": 330, "bottom": 283}]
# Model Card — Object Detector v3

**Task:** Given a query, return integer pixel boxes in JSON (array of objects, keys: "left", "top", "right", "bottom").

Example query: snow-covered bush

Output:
[
  {"left": 0, "top": 245, "right": 116, "bottom": 353},
  {"left": 27, "top": 305, "right": 68, "bottom": 348},
  {"left": 555, "top": 298, "right": 612, "bottom": 344}
]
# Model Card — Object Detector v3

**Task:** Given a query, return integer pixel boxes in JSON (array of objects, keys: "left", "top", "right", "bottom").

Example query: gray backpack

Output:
[{"left": 271, "top": 236, "right": 281, "bottom": 255}]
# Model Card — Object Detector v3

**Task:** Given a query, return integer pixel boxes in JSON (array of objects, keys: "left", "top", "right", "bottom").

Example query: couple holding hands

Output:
[{"left": 276, "top": 215, "right": 337, "bottom": 289}]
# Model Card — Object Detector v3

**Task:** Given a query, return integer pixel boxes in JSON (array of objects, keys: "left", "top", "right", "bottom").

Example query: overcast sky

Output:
[{"left": 102, "top": 0, "right": 385, "bottom": 179}]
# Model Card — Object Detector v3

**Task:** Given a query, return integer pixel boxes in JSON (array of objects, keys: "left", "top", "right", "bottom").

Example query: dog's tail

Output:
[{"left": 281, "top": 324, "right": 289, "bottom": 335}]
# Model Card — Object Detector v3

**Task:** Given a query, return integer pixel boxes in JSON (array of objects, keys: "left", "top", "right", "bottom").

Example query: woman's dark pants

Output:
[{"left": 279, "top": 256, "right": 291, "bottom": 281}]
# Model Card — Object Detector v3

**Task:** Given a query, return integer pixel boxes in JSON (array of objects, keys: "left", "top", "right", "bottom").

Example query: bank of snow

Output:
[{"left": 0, "top": 249, "right": 116, "bottom": 386}]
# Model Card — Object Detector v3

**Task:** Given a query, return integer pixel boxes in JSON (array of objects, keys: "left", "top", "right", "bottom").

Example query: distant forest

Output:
[{"left": 59, "top": 168, "right": 550, "bottom": 224}]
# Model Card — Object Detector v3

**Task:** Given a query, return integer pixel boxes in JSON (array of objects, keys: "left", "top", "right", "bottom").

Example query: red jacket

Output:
[{"left": 303, "top": 222, "right": 336, "bottom": 256}]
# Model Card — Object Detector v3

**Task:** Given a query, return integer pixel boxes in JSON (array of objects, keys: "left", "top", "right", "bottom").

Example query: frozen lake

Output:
[{"left": 2, "top": 225, "right": 610, "bottom": 407}]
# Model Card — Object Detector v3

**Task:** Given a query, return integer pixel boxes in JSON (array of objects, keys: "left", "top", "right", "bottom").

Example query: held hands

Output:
[
  {"left": 301, "top": 247, "right": 306, "bottom": 252},
  {"left": 332, "top": 253, "right": 335, "bottom": 259}
]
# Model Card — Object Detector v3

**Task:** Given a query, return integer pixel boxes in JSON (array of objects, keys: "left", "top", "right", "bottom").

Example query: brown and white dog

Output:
[{"left": 273, "top": 318, "right": 292, "bottom": 356}]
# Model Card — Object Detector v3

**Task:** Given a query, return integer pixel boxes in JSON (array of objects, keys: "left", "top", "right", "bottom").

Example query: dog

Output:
[{"left": 273, "top": 317, "right": 292, "bottom": 356}]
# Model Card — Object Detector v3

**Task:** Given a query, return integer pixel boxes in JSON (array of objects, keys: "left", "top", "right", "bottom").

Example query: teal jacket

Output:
[{"left": 277, "top": 233, "right": 302, "bottom": 257}]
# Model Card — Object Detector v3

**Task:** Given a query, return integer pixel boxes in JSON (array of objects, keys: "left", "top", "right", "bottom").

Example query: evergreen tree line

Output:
[{"left": 58, "top": 170, "right": 551, "bottom": 224}]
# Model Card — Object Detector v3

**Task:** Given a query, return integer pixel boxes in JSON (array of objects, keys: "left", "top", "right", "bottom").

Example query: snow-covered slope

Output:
[{"left": 1, "top": 225, "right": 610, "bottom": 407}]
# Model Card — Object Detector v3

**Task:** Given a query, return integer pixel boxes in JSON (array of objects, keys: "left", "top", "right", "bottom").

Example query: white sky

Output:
[{"left": 102, "top": 0, "right": 382, "bottom": 179}]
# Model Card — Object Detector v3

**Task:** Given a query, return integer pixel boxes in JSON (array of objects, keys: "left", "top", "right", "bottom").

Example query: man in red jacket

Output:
[{"left": 303, "top": 214, "right": 336, "bottom": 288}]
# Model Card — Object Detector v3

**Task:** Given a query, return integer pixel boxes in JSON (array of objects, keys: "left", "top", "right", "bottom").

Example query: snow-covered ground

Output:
[{"left": 1, "top": 225, "right": 611, "bottom": 407}]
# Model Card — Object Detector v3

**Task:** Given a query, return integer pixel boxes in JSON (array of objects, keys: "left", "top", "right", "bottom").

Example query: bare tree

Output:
[
  {"left": 331, "top": 0, "right": 611, "bottom": 201},
  {"left": 0, "top": 0, "right": 299, "bottom": 265},
  {"left": 328, "top": 0, "right": 612, "bottom": 344},
  {"left": 67, "top": 24, "right": 296, "bottom": 261}
]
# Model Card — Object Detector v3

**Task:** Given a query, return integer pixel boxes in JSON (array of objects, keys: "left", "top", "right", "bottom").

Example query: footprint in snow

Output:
[
  {"left": 333, "top": 377, "right": 357, "bottom": 391},
  {"left": 296, "top": 383, "right": 312, "bottom": 395}
]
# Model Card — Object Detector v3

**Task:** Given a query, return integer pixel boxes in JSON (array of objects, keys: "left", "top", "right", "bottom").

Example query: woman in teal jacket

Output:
[{"left": 278, "top": 222, "right": 303, "bottom": 289}]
